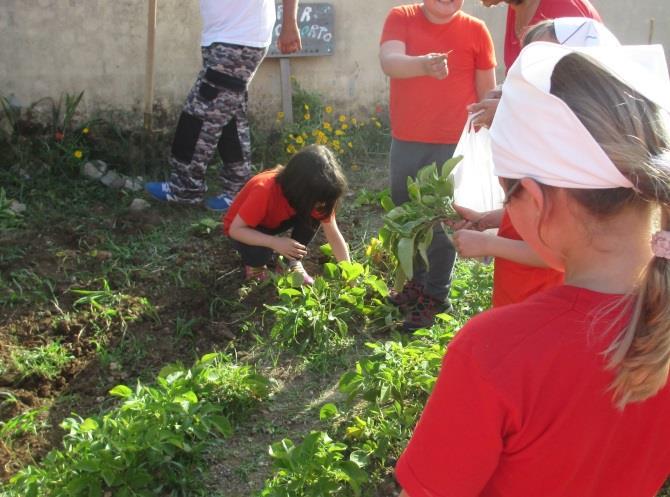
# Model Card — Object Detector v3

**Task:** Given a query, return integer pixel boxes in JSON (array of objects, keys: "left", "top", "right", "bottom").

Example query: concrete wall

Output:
[{"left": 1, "top": 0, "right": 668, "bottom": 122}]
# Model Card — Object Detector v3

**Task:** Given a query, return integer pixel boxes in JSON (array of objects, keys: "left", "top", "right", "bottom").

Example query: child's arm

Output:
[
  {"left": 379, "top": 41, "right": 449, "bottom": 80},
  {"left": 228, "top": 214, "right": 307, "bottom": 260},
  {"left": 452, "top": 230, "right": 551, "bottom": 268},
  {"left": 475, "top": 68, "right": 497, "bottom": 102},
  {"left": 322, "top": 218, "right": 350, "bottom": 262}
]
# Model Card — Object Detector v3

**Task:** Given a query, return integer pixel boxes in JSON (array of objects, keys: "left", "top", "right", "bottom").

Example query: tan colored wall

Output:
[{"left": 1, "top": 0, "right": 668, "bottom": 121}]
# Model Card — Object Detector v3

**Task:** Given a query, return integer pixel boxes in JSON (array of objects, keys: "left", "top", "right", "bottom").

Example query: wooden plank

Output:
[
  {"left": 280, "top": 57, "right": 293, "bottom": 124},
  {"left": 143, "top": 0, "right": 158, "bottom": 131}
]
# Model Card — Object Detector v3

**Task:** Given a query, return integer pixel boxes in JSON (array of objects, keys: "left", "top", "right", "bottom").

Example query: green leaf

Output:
[
  {"left": 79, "top": 418, "right": 99, "bottom": 433},
  {"left": 380, "top": 195, "right": 395, "bottom": 212},
  {"left": 109, "top": 384, "right": 132, "bottom": 398},
  {"left": 397, "top": 237, "right": 415, "bottom": 280},
  {"left": 417, "top": 227, "right": 434, "bottom": 268},
  {"left": 323, "top": 262, "right": 339, "bottom": 279},
  {"left": 319, "top": 243, "right": 333, "bottom": 257},
  {"left": 319, "top": 403, "right": 339, "bottom": 421},
  {"left": 349, "top": 450, "right": 370, "bottom": 468},
  {"left": 441, "top": 155, "right": 463, "bottom": 178},
  {"left": 210, "top": 414, "right": 233, "bottom": 437}
]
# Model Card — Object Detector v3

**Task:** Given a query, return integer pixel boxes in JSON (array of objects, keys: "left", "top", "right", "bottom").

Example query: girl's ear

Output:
[{"left": 519, "top": 177, "right": 544, "bottom": 215}]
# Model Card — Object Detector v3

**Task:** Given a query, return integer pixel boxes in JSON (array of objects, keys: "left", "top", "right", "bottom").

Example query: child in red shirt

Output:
[
  {"left": 379, "top": 0, "right": 497, "bottom": 330},
  {"left": 223, "top": 145, "right": 350, "bottom": 283},
  {"left": 396, "top": 43, "right": 670, "bottom": 497}
]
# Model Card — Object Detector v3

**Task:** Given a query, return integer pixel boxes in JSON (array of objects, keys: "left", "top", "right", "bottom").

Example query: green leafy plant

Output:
[
  {"left": 4, "top": 353, "right": 270, "bottom": 497},
  {"left": 261, "top": 431, "right": 368, "bottom": 497},
  {"left": 0, "top": 187, "right": 23, "bottom": 230},
  {"left": 0, "top": 407, "right": 49, "bottom": 450},
  {"left": 379, "top": 157, "right": 462, "bottom": 286},
  {"left": 190, "top": 217, "right": 221, "bottom": 237}
]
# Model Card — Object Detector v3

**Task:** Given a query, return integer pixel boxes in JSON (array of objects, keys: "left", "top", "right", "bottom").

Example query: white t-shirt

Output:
[{"left": 200, "top": 0, "right": 277, "bottom": 48}]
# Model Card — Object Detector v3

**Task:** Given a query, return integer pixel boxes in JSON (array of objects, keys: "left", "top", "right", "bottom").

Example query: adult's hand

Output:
[
  {"left": 466, "top": 97, "right": 500, "bottom": 128},
  {"left": 277, "top": 22, "right": 302, "bottom": 54},
  {"left": 452, "top": 229, "right": 493, "bottom": 258}
]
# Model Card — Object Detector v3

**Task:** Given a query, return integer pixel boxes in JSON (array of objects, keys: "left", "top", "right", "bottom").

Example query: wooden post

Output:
[
  {"left": 144, "top": 0, "right": 158, "bottom": 132},
  {"left": 280, "top": 58, "right": 293, "bottom": 124}
]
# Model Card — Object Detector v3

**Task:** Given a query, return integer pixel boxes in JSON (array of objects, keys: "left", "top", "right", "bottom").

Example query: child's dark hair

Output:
[{"left": 276, "top": 144, "right": 347, "bottom": 220}]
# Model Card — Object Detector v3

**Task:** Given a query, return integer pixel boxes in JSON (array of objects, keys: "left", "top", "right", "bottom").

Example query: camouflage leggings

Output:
[{"left": 168, "top": 42, "right": 267, "bottom": 203}]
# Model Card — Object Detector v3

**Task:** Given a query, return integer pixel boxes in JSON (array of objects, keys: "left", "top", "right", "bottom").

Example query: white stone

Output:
[
  {"left": 129, "top": 198, "right": 150, "bottom": 212},
  {"left": 99, "top": 170, "right": 126, "bottom": 189},
  {"left": 82, "top": 160, "right": 108, "bottom": 180},
  {"left": 9, "top": 200, "right": 26, "bottom": 214},
  {"left": 123, "top": 177, "right": 144, "bottom": 192}
]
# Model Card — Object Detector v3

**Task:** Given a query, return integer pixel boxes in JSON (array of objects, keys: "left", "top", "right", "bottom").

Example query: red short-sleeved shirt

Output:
[
  {"left": 396, "top": 285, "right": 670, "bottom": 497},
  {"left": 492, "top": 210, "right": 564, "bottom": 307},
  {"left": 222, "top": 168, "right": 330, "bottom": 235},
  {"left": 504, "top": 0, "right": 601, "bottom": 70},
  {"left": 380, "top": 6, "right": 496, "bottom": 144}
]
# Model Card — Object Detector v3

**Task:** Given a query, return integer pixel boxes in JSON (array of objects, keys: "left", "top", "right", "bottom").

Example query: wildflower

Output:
[
  {"left": 54, "top": 131, "right": 64, "bottom": 141},
  {"left": 296, "top": 135, "right": 304, "bottom": 144},
  {"left": 351, "top": 118, "right": 357, "bottom": 126},
  {"left": 304, "top": 103, "right": 310, "bottom": 110},
  {"left": 332, "top": 140, "right": 341, "bottom": 150},
  {"left": 341, "top": 124, "right": 349, "bottom": 130},
  {"left": 286, "top": 144, "right": 297, "bottom": 154},
  {"left": 347, "top": 142, "right": 353, "bottom": 148},
  {"left": 304, "top": 113, "right": 311, "bottom": 121},
  {"left": 73, "top": 150, "right": 83, "bottom": 159},
  {"left": 325, "top": 105, "right": 333, "bottom": 114},
  {"left": 82, "top": 127, "right": 90, "bottom": 135},
  {"left": 375, "top": 121, "right": 382, "bottom": 128},
  {"left": 338, "top": 114, "right": 347, "bottom": 123},
  {"left": 277, "top": 111, "right": 285, "bottom": 120},
  {"left": 335, "top": 130, "right": 344, "bottom": 136},
  {"left": 323, "top": 122, "right": 332, "bottom": 130},
  {"left": 351, "top": 164, "right": 361, "bottom": 172}
]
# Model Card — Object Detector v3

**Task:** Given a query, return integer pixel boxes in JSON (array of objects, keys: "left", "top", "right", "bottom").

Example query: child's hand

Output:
[
  {"left": 273, "top": 237, "right": 308, "bottom": 260},
  {"left": 448, "top": 204, "right": 484, "bottom": 230},
  {"left": 452, "top": 229, "right": 493, "bottom": 259},
  {"left": 422, "top": 53, "right": 449, "bottom": 80}
]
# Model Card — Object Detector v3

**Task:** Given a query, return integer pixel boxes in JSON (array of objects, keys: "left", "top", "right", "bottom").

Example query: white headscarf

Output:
[
  {"left": 490, "top": 42, "right": 670, "bottom": 189},
  {"left": 553, "top": 17, "right": 620, "bottom": 47}
]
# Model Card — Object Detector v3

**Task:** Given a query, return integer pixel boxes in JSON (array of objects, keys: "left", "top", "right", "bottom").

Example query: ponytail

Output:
[{"left": 550, "top": 53, "right": 670, "bottom": 407}]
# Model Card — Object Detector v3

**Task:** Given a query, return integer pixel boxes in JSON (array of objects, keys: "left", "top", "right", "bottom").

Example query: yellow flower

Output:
[
  {"left": 374, "top": 121, "right": 382, "bottom": 128},
  {"left": 338, "top": 114, "right": 347, "bottom": 123},
  {"left": 277, "top": 111, "right": 285, "bottom": 120},
  {"left": 351, "top": 118, "right": 357, "bottom": 126},
  {"left": 347, "top": 142, "right": 353, "bottom": 148},
  {"left": 325, "top": 105, "right": 333, "bottom": 114},
  {"left": 296, "top": 135, "right": 304, "bottom": 144},
  {"left": 286, "top": 144, "right": 297, "bottom": 154},
  {"left": 351, "top": 164, "right": 361, "bottom": 172},
  {"left": 304, "top": 103, "right": 310, "bottom": 110},
  {"left": 341, "top": 124, "right": 349, "bottom": 130},
  {"left": 73, "top": 150, "right": 83, "bottom": 159},
  {"left": 82, "top": 127, "right": 90, "bottom": 135},
  {"left": 335, "top": 130, "right": 344, "bottom": 136},
  {"left": 332, "top": 140, "right": 341, "bottom": 150},
  {"left": 323, "top": 122, "right": 332, "bottom": 130},
  {"left": 304, "top": 113, "right": 311, "bottom": 121},
  {"left": 312, "top": 129, "right": 319, "bottom": 137}
]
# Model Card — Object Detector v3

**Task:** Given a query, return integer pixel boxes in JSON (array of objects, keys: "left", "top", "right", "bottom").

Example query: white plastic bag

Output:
[{"left": 452, "top": 113, "right": 504, "bottom": 212}]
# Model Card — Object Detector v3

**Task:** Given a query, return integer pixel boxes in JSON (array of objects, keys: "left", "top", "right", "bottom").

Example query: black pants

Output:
[{"left": 232, "top": 216, "right": 320, "bottom": 267}]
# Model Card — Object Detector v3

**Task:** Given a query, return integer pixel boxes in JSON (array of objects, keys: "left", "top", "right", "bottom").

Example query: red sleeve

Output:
[
  {"left": 236, "top": 183, "right": 271, "bottom": 228},
  {"left": 395, "top": 348, "right": 505, "bottom": 497},
  {"left": 534, "top": 0, "right": 601, "bottom": 22},
  {"left": 475, "top": 22, "right": 497, "bottom": 70},
  {"left": 380, "top": 7, "right": 407, "bottom": 45}
]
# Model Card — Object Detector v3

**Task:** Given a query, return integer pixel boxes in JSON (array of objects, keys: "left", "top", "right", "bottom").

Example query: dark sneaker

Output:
[
  {"left": 205, "top": 193, "right": 233, "bottom": 212},
  {"left": 402, "top": 293, "right": 451, "bottom": 331},
  {"left": 388, "top": 280, "right": 424, "bottom": 312},
  {"left": 145, "top": 181, "right": 173, "bottom": 202}
]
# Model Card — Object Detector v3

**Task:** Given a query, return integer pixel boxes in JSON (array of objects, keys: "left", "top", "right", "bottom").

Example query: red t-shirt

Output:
[
  {"left": 492, "top": 210, "right": 564, "bottom": 307},
  {"left": 222, "top": 168, "right": 330, "bottom": 235},
  {"left": 504, "top": 0, "right": 601, "bottom": 70},
  {"left": 396, "top": 285, "right": 670, "bottom": 497},
  {"left": 380, "top": 6, "right": 496, "bottom": 144}
]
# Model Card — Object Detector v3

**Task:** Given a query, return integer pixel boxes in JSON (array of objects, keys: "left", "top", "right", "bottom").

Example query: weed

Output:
[
  {"left": 11, "top": 341, "right": 74, "bottom": 380},
  {"left": 0, "top": 407, "right": 49, "bottom": 449}
]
